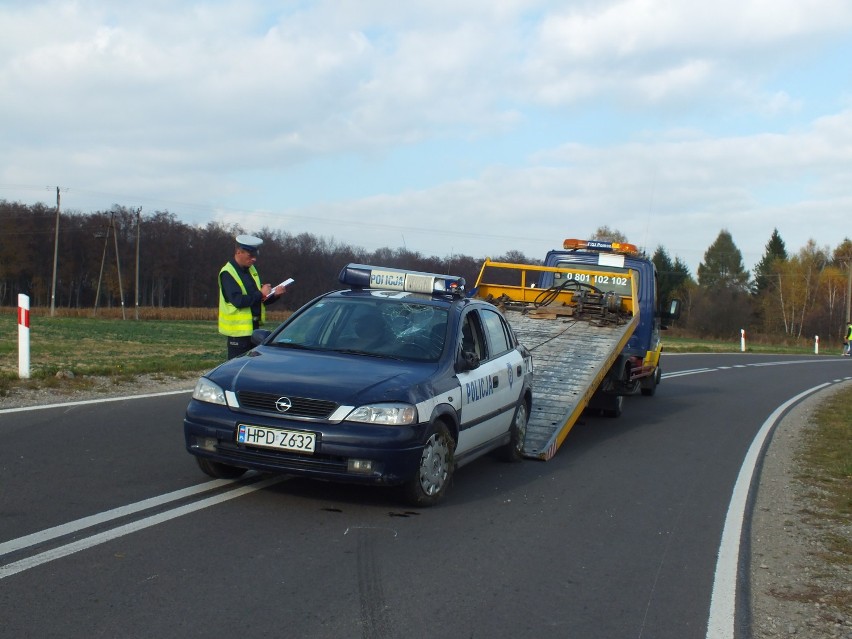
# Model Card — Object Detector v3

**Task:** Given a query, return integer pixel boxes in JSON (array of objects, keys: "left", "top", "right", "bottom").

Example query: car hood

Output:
[{"left": 207, "top": 346, "right": 440, "bottom": 405}]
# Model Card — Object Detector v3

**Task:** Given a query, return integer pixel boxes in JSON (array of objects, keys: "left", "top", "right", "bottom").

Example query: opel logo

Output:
[{"left": 274, "top": 397, "right": 293, "bottom": 413}]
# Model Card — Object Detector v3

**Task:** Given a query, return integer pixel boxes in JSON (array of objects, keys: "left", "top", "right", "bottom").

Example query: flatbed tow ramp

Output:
[{"left": 473, "top": 260, "right": 640, "bottom": 460}]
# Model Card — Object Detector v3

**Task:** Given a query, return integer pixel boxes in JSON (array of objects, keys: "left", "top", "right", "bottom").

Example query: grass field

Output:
[{"left": 0, "top": 307, "right": 291, "bottom": 389}]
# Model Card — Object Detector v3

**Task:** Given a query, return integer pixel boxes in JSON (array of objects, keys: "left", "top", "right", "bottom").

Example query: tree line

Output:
[
  {"left": 1, "top": 200, "right": 850, "bottom": 343},
  {"left": 653, "top": 228, "right": 852, "bottom": 342}
]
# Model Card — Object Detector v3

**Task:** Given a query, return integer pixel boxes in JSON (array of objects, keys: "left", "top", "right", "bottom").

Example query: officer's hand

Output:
[
  {"left": 261, "top": 283, "right": 273, "bottom": 297},
  {"left": 272, "top": 285, "right": 285, "bottom": 297}
]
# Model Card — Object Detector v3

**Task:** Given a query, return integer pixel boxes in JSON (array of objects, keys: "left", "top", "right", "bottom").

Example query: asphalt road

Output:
[{"left": 1, "top": 354, "right": 850, "bottom": 639}]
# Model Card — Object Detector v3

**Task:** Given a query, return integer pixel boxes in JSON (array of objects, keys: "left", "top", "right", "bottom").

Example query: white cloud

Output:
[{"left": 1, "top": 0, "right": 850, "bottom": 278}]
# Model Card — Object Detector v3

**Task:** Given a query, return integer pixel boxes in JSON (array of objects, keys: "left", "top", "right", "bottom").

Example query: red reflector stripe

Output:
[{"left": 18, "top": 308, "right": 29, "bottom": 328}]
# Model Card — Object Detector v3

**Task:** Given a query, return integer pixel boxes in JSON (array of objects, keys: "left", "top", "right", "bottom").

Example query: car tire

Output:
[
  {"left": 498, "top": 400, "right": 528, "bottom": 462},
  {"left": 402, "top": 423, "right": 455, "bottom": 507},
  {"left": 195, "top": 456, "right": 247, "bottom": 479}
]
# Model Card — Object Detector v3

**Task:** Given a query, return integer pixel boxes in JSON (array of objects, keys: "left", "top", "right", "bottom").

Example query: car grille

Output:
[
  {"left": 217, "top": 442, "right": 349, "bottom": 474},
  {"left": 237, "top": 391, "right": 338, "bottom": 419}
]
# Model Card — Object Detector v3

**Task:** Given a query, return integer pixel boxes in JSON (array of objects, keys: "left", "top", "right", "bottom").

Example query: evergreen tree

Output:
[
  {"left": 753, "top": 228, "right": 788, "bottom": 294},
  {"left": 652, "top": 246, "right": 693, "bottom": 312},
  {"left": 651, "top": 246, "right": 672, "bottom": 269},
  {"left": 697, "top": 230, "right": 750, "bottom": 291}
]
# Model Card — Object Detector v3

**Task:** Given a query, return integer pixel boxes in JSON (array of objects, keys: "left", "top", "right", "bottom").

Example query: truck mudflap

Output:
[{"left": 473, "top": 259, "right": 640, "bottom": 460}]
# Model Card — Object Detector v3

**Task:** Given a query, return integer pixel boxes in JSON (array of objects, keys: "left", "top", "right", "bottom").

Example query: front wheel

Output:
[
  {"left": 498, "top": 400, "right": 528, "bottom": 462},
  {"left": 402, "top": 423, "right": 455, "bottom": 507},
  {"left": 195, "top": 456, "right": 247, "bottom": 479}
]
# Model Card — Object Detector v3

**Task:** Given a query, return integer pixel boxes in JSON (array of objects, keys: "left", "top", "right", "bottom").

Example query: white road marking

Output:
[
  {"left": 0, "top": 388, "right": 192, "bottom": 414},
  {"left": 0, "top": 476, "right": 285, "bottom": 580},
  {"left": 0, "top": 479, "right": 234, "bottom": 556},
  {"left": 704, "top": 382, "right": 833, "bottom": 639}
]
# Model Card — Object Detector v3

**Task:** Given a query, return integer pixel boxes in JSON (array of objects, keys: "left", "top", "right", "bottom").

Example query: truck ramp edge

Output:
[{"left": 509, "top": 312, "right": 639, "bottom": 460}]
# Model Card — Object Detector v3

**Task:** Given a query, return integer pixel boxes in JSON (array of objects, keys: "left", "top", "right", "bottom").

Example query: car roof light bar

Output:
[
  {"left": 338, "top": 264, "right": 466, "bottom": 296},
  {"left": 563, "top": 238, "right": 640, "bottom": 255}
]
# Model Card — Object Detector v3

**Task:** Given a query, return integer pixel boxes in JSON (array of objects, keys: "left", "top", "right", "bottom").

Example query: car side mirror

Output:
[
  {"left": 660, "top": 299, "right": 681, "bottom": 326},
  {"left": 455, "top": 350, "right": 480, "bottom": 373},
  {"left": 251, "top": 329, "right": 271, "bottom": 346}
]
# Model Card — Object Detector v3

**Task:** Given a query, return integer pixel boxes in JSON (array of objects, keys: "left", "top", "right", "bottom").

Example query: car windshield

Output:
[{"left": 271, "top": 296, "right": 448, "bottom": 363}]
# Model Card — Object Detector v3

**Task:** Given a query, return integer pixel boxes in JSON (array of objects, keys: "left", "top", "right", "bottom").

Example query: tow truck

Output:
[{"left": 472, "top": 238, "right": 680, "bottom": 460}]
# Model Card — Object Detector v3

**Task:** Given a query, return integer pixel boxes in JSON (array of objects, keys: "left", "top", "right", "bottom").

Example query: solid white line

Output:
[
  {"left": 661, "top": 368, "right": 713, "bottom": 378},
  {"left": 0, "top": 388, "right": 192, "bottom": 414},
  {"left": 0, "top": 476, "right": 285, "bottom": 580},
  {"left": 704, "top": 382, "right": 832, "bottom": 639},
  {"left": 0, "top": 479, "right": 234, "bottom": 556}
]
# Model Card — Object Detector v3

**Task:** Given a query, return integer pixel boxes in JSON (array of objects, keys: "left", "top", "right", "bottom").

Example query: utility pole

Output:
[
  {"left": 134, "top": 208, "right": 141, "bottom": 320},
  {"left": 846, "top": 260, "right": 851, "bottom": 323},
  {"left": 50, "top": 187, "right": 60, "bottom": 316},
  {"left": 112, "top": 213, "right": 126, "bottom": 320},
  {"left": 94, "top": 216, "right": 110, "bottom": 316}
]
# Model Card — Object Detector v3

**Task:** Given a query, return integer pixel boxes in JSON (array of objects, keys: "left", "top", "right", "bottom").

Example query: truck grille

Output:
[{"left": 237, "top": 391, "right": 338, "bottom": 419}]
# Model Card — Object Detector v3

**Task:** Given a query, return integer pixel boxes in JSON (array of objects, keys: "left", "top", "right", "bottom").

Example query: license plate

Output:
[{"left": 237, "top": 424, "right": 316, "bottom": 453}]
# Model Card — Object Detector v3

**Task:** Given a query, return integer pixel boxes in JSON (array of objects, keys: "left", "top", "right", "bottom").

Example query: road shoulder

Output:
[{"left": 749, "top": 382, "right": 852, "bottom": 639}]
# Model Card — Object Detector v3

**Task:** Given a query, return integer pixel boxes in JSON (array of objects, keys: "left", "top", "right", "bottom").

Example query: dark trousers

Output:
[{"left": 227, "top": 336, "right": 253, "bottom": 360}]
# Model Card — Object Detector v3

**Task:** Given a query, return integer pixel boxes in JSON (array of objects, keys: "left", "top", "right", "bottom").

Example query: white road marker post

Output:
[
  {"left": 18, "top": 293, "right": 30, "bottom": 379},
  {"left": 814, "top": 335, "right": 819, "bottom": 354},
  {"left": 740, "top": 329, "right": 746, "bottom": 352}
]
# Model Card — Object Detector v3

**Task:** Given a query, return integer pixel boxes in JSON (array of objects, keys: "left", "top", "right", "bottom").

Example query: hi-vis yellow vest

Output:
[{"left": 218, "top": 262, "right": 265, "bottom": 336}]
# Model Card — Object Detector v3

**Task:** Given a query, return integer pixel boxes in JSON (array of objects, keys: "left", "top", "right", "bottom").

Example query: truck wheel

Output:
[
  {"left": 602, "top": 394, "right": 623, "bottom": 418},
  {"left": 498, "top": 400, "right": 528, "bottom": 462},
  {"left": 640, "top": 369, "right": 659, "bottom": 396},
  {"left": 196, "top": 457, "right": 247, "bottom": 479},
  {"left": 402, "top": 423, "right": 455, "bottom": 507}
]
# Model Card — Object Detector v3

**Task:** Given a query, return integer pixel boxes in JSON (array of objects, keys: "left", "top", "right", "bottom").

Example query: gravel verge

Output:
[{"left": 750, "top": 384, "right": 851, "bottom": 639}]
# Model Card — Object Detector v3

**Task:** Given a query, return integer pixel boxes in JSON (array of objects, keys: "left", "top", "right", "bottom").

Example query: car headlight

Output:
[
  {"left": 347, "top": 403, "right": 417, "bottom": 425},
  {"left": 192, "top": 377, "right": 226, "bottom": 405}
]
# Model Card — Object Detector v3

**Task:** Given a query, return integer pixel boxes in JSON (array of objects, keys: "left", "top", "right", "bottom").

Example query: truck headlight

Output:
[
  {"left": 192, "top": 377, "right": 226, "bottom": 405},
  {"left": 347, "top": 403, "right": 417, "bottom": 425}
]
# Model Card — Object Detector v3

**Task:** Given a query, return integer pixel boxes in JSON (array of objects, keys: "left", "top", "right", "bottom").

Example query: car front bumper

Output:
[{"left": 183, "top": 400, "right": 429, "bottom": 486}]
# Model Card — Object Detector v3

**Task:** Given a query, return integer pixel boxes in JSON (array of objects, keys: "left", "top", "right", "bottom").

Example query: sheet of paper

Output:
[{"left": 264, "top": 278, "right": 294, "bottom": 300}]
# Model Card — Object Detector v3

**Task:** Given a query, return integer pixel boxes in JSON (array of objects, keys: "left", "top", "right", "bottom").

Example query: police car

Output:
[{"left": 184, "top": 264, "right": 533, "bottom": 506}]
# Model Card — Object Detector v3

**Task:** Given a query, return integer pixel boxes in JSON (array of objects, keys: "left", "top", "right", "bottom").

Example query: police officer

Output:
[
  {"left": 844, "top": 321, "right": 852, "bottom": 356},
  {"left": 219, "top": 235, "right": 285, "bottom": 359}
]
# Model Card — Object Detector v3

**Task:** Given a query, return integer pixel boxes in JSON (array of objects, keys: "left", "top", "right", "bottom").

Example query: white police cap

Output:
[{"left": 235, "top": 234, "right": 263, "bottom": 254}]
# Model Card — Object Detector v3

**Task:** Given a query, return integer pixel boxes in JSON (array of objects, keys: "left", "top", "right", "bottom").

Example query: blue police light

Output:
[{"left": 338, "top": 264, "right": 465, "bottom": 296}]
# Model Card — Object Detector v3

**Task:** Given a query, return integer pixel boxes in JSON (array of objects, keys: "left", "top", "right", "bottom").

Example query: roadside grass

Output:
[
  {"left": 768, "top": 388, "right": 852, "bottom": 616},
  {"left": 795, "top": 389, "right": 852, "bottom": 613},
  {"left": 0, "top": 307, "right": 290, "bottom": 396},
  {"left": 662, "top": 335, "right": 822, "bottom": 355}
]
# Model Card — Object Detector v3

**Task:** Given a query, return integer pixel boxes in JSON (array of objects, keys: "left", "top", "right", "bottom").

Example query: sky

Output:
[{"left": 2, "top": 0, "right": 852, "bottom": 276}]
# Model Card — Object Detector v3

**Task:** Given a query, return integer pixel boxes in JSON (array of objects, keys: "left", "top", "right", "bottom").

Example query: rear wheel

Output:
[
  {"left": 196, "top": 456, "right": 247, "bottom": 479},
  {"left": 498, "top": 400, "right": 528, "bottom": 462},
  {"left": 640, "top": 367, "right": 659, "bottom": 396},
  {"left": 402, "top": 423, "right": 455, "bottom": 507},
  {"left": 602, "top": 394, "right": 624, "bottom": 418}
]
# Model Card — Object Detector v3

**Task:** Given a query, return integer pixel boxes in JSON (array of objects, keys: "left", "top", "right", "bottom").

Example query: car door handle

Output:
[{"left": 492, "top": 375, "right": 499, "bottom": 388}]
